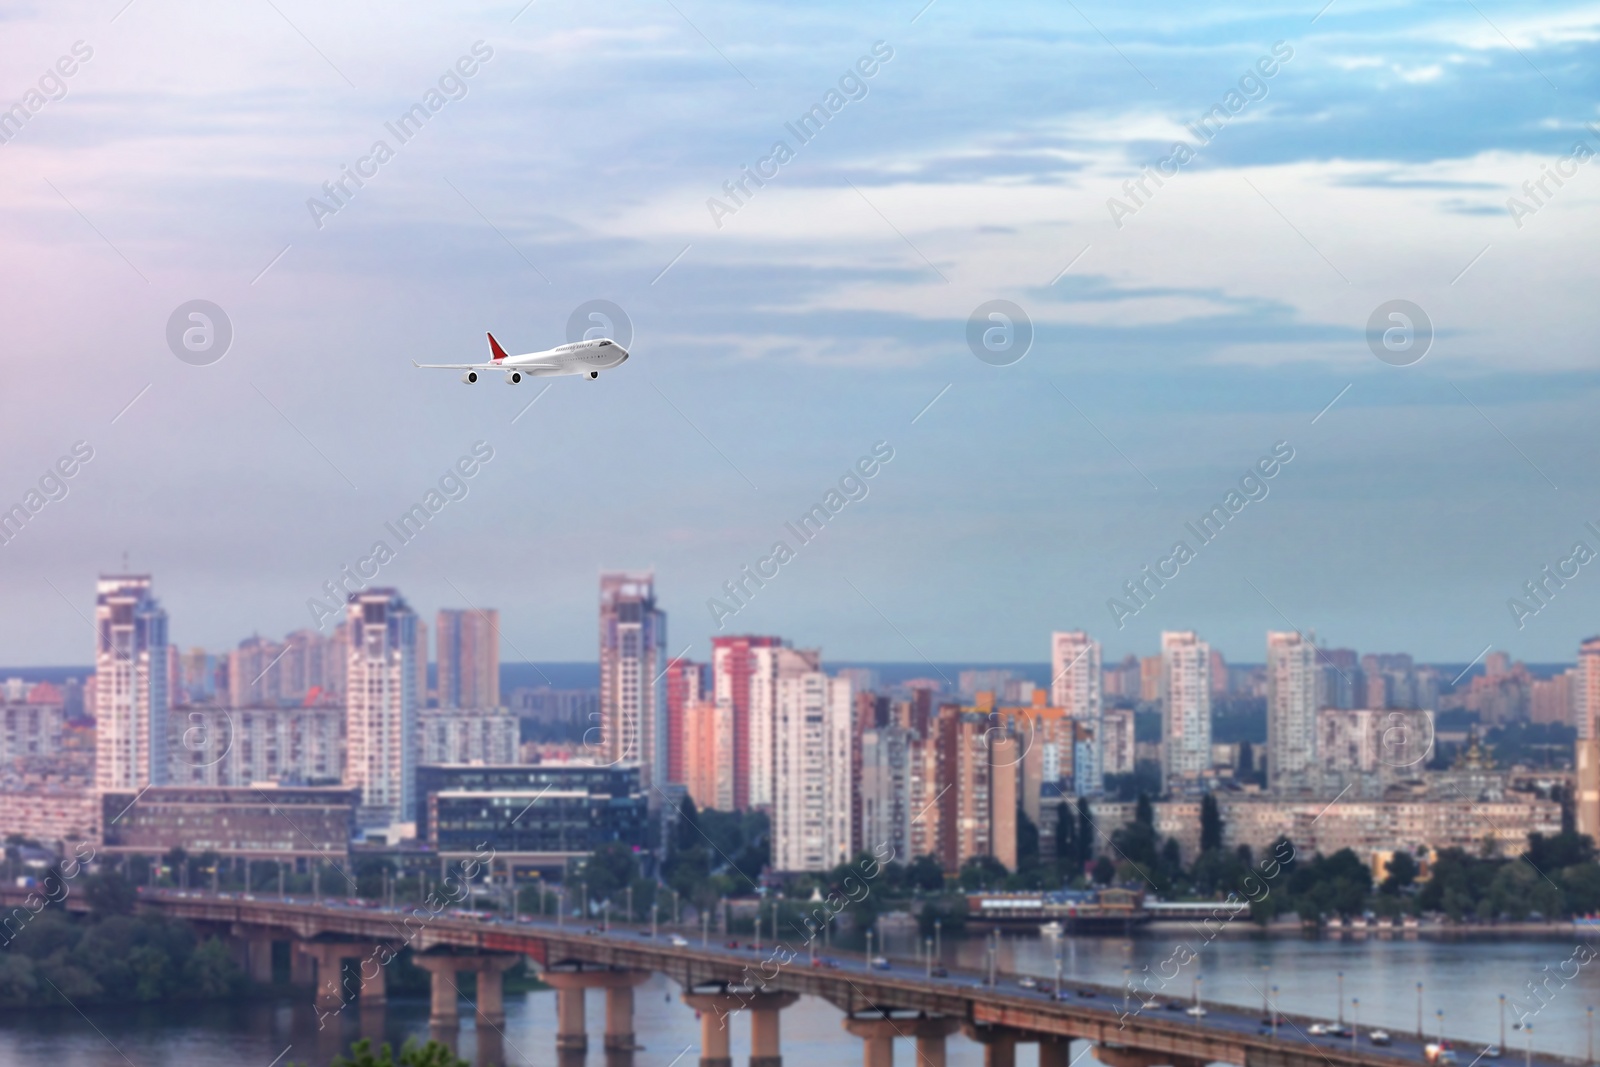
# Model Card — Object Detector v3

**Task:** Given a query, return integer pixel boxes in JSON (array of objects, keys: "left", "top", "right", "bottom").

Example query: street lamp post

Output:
[
  {"left": 934, "top": 919, "right": 942, "bottom": 963},
  {"left": 1194, "top": 975, "right": 1203, "bottom": 1018},
  {"left": 926, "top": 940, "right": 933, "bottom": 980},
  {"left": 1352, "top": 1000, "right": 1360, "bottom": 1051},
  {"left": 701, "top": 909, "right": 709, "bottom": 947},
  {"left": 1587, "top": 1006, "right": 1593, "bottom": 1065},
  {"left": 1437, "top": 1010, "right": 1445, "bottom": 1047},
  {"left": 866, "top": 929, "right": 874, "bottom": 966},
  {"left": 652, "top": 902, "right": 659, "bottom": 939},
  {"left": 1262, "top": 966, "right": 1270, "bottom": 1017},
  {"left": 1417, "top": 983, "right": 1424, "bottom": 1038},
  {"left": 1123, "top": 966, "right": 1132, "bottom": 1014},
  {"left": 1501, "top": 995, "right": 1507, "bottom": 1052},
  {"left": 1054, "top": 948, "right": 1063, "bottom": 1001},
  {"left": 1337, "top": 972, "right": 1345, "bottom": 1025},
  {"left": 1525, "top": 1022, "right": 1533, "bottom": 1067},
  {"left": 1272, "top": 986, "right": 1281, "bottom": 1038}
]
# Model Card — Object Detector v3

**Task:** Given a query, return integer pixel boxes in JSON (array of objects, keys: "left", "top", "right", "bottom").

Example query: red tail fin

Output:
[{"left": 487, "top": 333, "right": 509, "bottom": 362}]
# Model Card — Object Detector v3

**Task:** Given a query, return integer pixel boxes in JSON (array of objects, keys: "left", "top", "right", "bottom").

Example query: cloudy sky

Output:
[{"left": 1, "top": 0, "right": 1597, "bottom": 667}]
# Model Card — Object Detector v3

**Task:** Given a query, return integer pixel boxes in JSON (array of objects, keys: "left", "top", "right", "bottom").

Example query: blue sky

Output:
[{"left": 1, "top": 0, "right": 1598, "bottom": 666}]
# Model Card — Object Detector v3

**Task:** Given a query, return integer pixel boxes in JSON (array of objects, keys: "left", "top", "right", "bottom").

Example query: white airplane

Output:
[{"left": 413, "top": 332, "right": 629, "bottom": 384}]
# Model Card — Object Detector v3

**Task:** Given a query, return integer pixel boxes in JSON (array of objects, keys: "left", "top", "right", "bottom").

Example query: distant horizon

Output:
[{"left": 1, "top": 656, "right": 1580, "bottom": 690}]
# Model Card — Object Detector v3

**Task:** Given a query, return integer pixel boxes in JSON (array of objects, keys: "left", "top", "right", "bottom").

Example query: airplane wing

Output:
[{"left": 412, "top": 359, "right": 564, "bottom": 373}]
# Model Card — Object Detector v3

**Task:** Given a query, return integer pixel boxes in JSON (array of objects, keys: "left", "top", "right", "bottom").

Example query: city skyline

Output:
[{"left": 9, "top": 563, "right": 1599, "bottom": 675}]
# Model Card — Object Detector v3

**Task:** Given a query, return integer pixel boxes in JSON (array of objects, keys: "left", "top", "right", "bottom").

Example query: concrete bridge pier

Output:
[
  {"left": 543, "top": 971, "right": 593, "bottom": 1056},
  {"left": 470, "top": 955, "right": 520, "bottom": 1028},
  {"left": 247, "top": 935, "right": 275, "bottom": 984},
  {"left": 299, "top": 943, "right": 346, "bottom": 1010},
  {"left": 413, "top": 954, "right": 467, "bottom": 1032},
  {"left": 963, "top": 1025, "right": 1025, "bottom": 1067},
  {"left": 747, "top": 991, "right": 799, "bottom": 1067},
  {"left": 911, "top": 1017, "right": 961, "bottom": 1067},
  {"left": 1038, "top": 1037, "right": 1072, "bottom": 1067},
  {"left": 296, "top": 942, "right": 391, "bottom": 1011},
  {"left": 475, "top": 1024, "right": 506, "bottom": 1067},
  {"left": 290, "top": 941, "right": 316, "bottom": 985},
  {"left": 1093, "top": 1046, "right": 1207, "bottom": 1067},
  {"left": 684, "top": 991, "right": 748, "bottom": 1067},
  {"left": 603, "top": 972, "right": 651, "bottom": 1054},
  {"left": 842, "top": 1016, "right": 903, "bottom": 1067}
]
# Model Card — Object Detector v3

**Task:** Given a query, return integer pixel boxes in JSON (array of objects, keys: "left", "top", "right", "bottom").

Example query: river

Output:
[{"left": 0, "top": 929, "right": 1593, "bottom": 1066}]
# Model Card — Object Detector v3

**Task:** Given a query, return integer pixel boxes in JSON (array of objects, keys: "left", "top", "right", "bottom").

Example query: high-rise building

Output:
[
  {"left": 664, "top": 657, "right": 708, "bottom": 786},
  {"left": 419, "top": 706, "right": 518, "bottom": 765},
  {"left": 436, "top": 608, "right": 500, "bottom": 710},
  {"left": 168, "top": 705, "right": 344, "bottom": 786},
  {"left": 1579, "top": 638, "right": 1600, "bottom": 741},
  {"left": 1531, "top": 669, "right": 1576, "bottom": 726},
  {"left": 1139, "top": 656, "right": 1162, "bottom": 703},
  {"left": 710, "top": 635, "right": 782, "bottom": 811},
  {"left": 1209, "top": 649, "right": 1229, "bottom": 698},
  {"left": 1050, "top": 631, "right": 1103, "bottom": 796},
  {"left": 1319, "top": 648, "right": 1359, "bottom": 709},
  {"left": 769, "top": 651, "right": 852, "bottom": 872},
  {"left": 178, "top": 648, "right": 214, "bottom": 705},
  {"left": 860, "top": 724, "right": 913, "bottom": 863},
  {"left": 229, "top": 635, "right": 285, "bottom": 708},
  {"left": 682, "top": 698, "right": 725, "bottom": 811},
  {"left": 281, "top": 629, "right": 344, "bottom": 703},
  {"left": 94, "top": 575, "right": 170, "bottom": 792},
  {"left": 1102, "top": 707, "right": 1135, "bottom": 775},
  {"left": 1317, "top": 708, "right": 1432, "bottom": 799},
  {"left": 598, "top": 572, "right": 667, "bottom": 795},
  {"left": 1160, "top": 631, "right": 1212, "bottom": 791},
  {"left": 1266, "top": 631, "right": 1320, "bottom": 794},
  {"left": 344, "top": 589, "right": 420, "bottom": 832}
]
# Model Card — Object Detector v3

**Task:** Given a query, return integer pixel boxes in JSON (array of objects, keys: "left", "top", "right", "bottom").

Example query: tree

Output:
[
  {"left": 1199, "top": 794, "right": 1223, "bottom": 853},
  {"left": 1076, "top": 797, "right": 1095, "bottom": 870},
  {"left": 1135, "top": 793, "right": 1154, "bottom": 828},
  {"left": 1380, "top": 852, "right": 1419, "bottom": 894},
  {"left": 1091, "top": 856, "right": 1116, "bottom": 885},
  {"left": 578, "top": 843, "right": 639, "bottom": 904},
  {"left": 906, "top": 854, "right": 944, "bottom": 892},
  {"left": 84, "top": 872, "right": 137, "bottom": 917},
  {"left": 318, "top": 1038, "right": 468, "bottom": 1067},
  {"left": 1054, "top": 803, "right": 1076, "bottom": 872},
  {"left": 1015, "top": 809, "right": 1039, "bottom": 874},
  {"left": 958, "top": 855, "right": 1007, "bottom": 890}
]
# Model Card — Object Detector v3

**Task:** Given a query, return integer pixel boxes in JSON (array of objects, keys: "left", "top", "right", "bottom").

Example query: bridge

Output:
[{"left": 9, "top": 887, "right": 1567, "bottom": 1067}]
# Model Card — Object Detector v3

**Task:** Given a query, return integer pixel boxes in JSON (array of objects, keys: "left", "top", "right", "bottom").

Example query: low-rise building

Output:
[
  {"left": 0, "top": 783, "right": 98, "bottom": 849},
  {"left": 98, "top": 785, "right": 357, "bottom": 860},
  {"left": 1090, "top": 790, "right": 1561, "bottom": 866},
  {"left": 416, "top": 763, "right": 647, "bottom": 876}
]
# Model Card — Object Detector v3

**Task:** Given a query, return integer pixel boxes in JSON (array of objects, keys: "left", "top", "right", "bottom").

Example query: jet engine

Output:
[
  {"left": 461, "top": 370, "right": 478, "bottom": 384},
  {"left": 505, "top": 370, "right": 523, "bottom": 384},
  {"left": 587, "top": 370, "right": 599, "bottom": 380}
]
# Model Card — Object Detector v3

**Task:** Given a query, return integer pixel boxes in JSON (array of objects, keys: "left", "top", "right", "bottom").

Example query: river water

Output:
[{"left": 0, "top": 929, "right": 1593, "bottom": 1066}]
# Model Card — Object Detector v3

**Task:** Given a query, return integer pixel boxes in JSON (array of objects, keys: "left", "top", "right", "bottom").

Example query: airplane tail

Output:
[{"left": 487, "top": 333, "right": 509, "bottom": 362}]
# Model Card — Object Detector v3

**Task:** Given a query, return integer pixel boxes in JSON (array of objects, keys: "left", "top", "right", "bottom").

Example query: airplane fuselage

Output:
[{"left": 503, "top": 338, "right": 630, "bottom": 374}]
